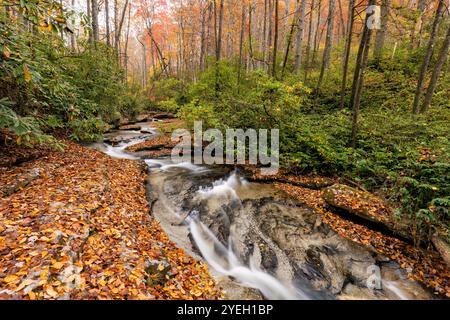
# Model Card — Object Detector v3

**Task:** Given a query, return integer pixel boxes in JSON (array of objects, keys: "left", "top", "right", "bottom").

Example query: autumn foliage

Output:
[{"left": 0, "top": 141, "right": 222, "bottom": 300}]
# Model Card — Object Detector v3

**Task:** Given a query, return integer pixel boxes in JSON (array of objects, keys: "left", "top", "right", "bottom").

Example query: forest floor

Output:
[{"left": 0, "top": 136, "right": 222, "bottom": 300}]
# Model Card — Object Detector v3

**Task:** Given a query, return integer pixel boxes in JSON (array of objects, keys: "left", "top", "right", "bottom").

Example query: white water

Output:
[
  {"left": 145, "top": 159, "right": 209, "bottom": 173},
  {"left": 190, "top": 172, "right": 309, "bottom": 300},
  {"left": 189, "top": 218, "right": 304, "bottom": 300},
  {"left": 197, "top": 173, "right": 248, "bottom": 200},
  {"left": 103, "top": 138, "right": 148, "bottom": 160},
  {"left": 382, "top": 280, "right": 410, "bottom": 300}
]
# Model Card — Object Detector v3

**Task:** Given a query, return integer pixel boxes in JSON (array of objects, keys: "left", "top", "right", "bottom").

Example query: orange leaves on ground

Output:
[{"left": 0, "top": 141, "right": 222, "bottom": 300}]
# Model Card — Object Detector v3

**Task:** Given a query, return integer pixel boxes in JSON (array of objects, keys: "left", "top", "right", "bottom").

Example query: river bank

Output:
[{"left": 0, "top": 137, "right": 222, "bottom": 300}]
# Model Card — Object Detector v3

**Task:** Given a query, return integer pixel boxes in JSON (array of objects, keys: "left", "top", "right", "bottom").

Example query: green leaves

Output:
[
  {"left": 0, "top": 102, "right": 60, "bottom": 149},
  {"left": 0, "top": 12, "right": 145, "bottom": 143}
]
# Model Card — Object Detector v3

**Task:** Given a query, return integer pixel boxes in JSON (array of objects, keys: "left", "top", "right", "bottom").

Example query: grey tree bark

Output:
[
  {"left": 312, "top": 0, "right": 322, "bottom": 65},
  {"left": 412, "top": 0, "right": 445, "bottom": 114},
  {"left": 350, "top": 0, "right": 376, "bottom": 148},
  {"left": 374, "top": 0, "right": 391, "bottom": 63},
  {"left": 293, "top": 0, "right": 307, "bottom": 74},
  {"left": 421, "top": 25, "right": 450, "bottom": 114},
  {"left": 339, "top": 0, "right": 355, "bottom": 109},
  {"left": 316, "top": 0, "right": 336, "bottom": 92}
]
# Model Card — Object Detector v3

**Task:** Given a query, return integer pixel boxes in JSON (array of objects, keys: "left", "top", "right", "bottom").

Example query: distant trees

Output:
[
  {"left": 293, "top": 0, "right": 306, "bottom": 74},
  {"left": 412, "top": 0, "right": 445, "bottom": 114},
  {"left": 350, "top": 0, "right": 375, "bottom": 148},
  {"left": 316, "top": 0, "right": 336, "bottom": 92},
  {"left": 58, "top": 0, "right": 448, "bottom": 116},
  {"left": 421, "top": 25, "right": 450, "bottom": 114},
  {"left": 373, "top": 0, "right": 391, "bottom": 63},
  {"left": 339, "top": 0, "right": 355, "bottom": 109}
]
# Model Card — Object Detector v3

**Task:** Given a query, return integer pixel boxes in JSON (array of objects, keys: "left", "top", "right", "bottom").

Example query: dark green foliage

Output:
[{"left": 0, "top": 12, "right": 146, "bottom": 143}]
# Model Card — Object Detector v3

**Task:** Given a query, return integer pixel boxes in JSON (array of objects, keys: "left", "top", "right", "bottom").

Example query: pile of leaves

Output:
[
  {"left": 321, "top": 184, "right": 393, "bottom": 225},
  {"left": 0, "top": 141, "right": 222, "bottom": 300}
]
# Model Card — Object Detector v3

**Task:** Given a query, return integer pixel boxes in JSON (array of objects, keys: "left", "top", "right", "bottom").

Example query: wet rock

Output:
[
  {"left": 2, "top": 168, "right": 41, "bottom": 197},
  {"left": 147, "top": 164, "right": 435, "bottom": 300},
  {"left": 340, "top": 283, "right": 381, "bottom": 300}
]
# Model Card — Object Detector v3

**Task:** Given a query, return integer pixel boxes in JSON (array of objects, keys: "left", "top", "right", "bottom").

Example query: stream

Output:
[{"left": 89, "top": 120, "right": 434, "bottom": 300}]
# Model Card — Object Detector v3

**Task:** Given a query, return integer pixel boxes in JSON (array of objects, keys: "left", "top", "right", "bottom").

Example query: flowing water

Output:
[{"left": 91, "top": 121, "right": 435, "bottom": 300}]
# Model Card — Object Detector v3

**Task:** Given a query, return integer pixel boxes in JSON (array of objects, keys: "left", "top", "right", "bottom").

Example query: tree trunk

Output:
[
  {"left": 248, "top": 3, "right": 255, "bottom": 69},
  {"left": 316, "top": 0, "right": 336, "bottom": 92},
  {"left": 272, "top": 0, "right": 279, "bottom": 77},
  {"left": 114, "top": 0, "right": 118, "bottom": 48},
  {"left": 124, "top": 3, "right": 131, "bottom": 81},
  {"left": 70, "top": 0, "right": 76, "bottom": 50},
  {"left": 262, "top": 0, "right": 268, "bottom": 69},
  {"left": 350, "top": 0, "right": 375, "bottom": 149},
  {"left": 304, "top": 0, "right": 315, "bottom": 81},
  {"left": 115, "top": 0, "right": 130, "bottom": 62},
  {"left": 339, "top": 0, "right": 355, "bottom": 109},
  {"left": 267, "top": 0, "right": 274, "bottom": 73},
  {"left": 374, "top": 0, "right": 391, "bottom": 63},
  {"left": 337, "top": 0, "right": 345, "bottom": 40},
  {"left": 312, "top": 0, "right": 322, "bottom": 65},
  {"left": 238, "top": 3, "right": 247, "bottom": 84},
  {"left": 91, "top": 0, "right": 99, "bottom": 41},
  {"left": 215, "top": 0, "right": 225, "bottom": 94},
  {"left": 206, "top": 1, "right": 213, "bottom": 66},
  {"left": 420, "top": 25, "right": 450, "bottom": 114},
  {"left": 87, "top": 0, "right": 93, "bottom": 44},
  {"left": 137, "top": 39, "right": 147, "bottom": 88},
  {"left": 105, "top": 0, "right": 111, "bottom": 46},
  {"left": 281, "top": 0, "right": 300, "bottom": 78},
  {"left": 412, "top": 0, "right": 445, "bottom": 114},
  {"left": 293, "top": 0, "right": 307, "bottom": 74},
  {"left": 282, "top": 0, "right": 291, "bottom": 50},
  {"left": 215, "top": 0, "right": 224, "bottom": 62},
  {"left": 199, "top": 3, "right": 207, "bottom": 71}
]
